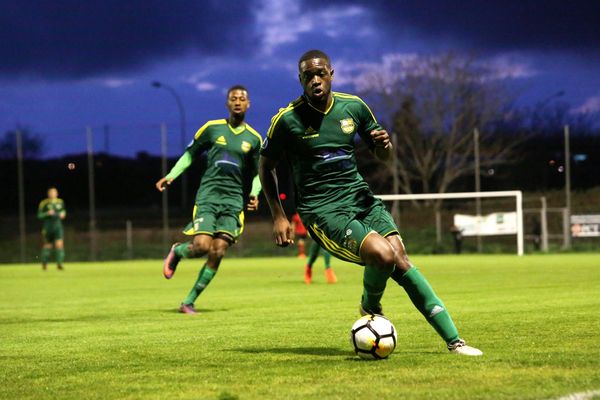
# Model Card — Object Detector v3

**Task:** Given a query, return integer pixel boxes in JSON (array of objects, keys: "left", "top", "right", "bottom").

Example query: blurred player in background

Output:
[
  {"left": 291, "top": 212, "right": 337, "bottom": 284},
  {"left": 155, "top": 85, "right": 262, "bottom": 315},
  {"left": 259, "top": 50, "right": 482, "bottom": 355},
  {"left": 290, "top": 212, "right": 307, "bottom": 257},
  {"left": 37, "top": 187, "right": 66, "bottom": 270},
  {"left": 304, "top": 241, "right": 336, "bottom": 285}
]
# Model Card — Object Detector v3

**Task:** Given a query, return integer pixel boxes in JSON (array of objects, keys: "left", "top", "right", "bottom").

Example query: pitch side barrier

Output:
[{"left": 375, "top": 191, "right": 524, "bottom": 256}]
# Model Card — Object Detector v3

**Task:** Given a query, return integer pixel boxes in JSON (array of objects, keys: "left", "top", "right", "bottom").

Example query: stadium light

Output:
[{"left": 152, "top": 81, "right": 188, "bottom": 209}]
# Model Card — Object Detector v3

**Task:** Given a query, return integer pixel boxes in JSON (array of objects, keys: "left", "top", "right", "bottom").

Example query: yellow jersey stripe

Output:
[
  {"left": 306, "top": 95, "right": 335, "bottom": 114},
  {"left": 333, "top": 92, "right": 378, "bottom": 123},
  {"left": 310, "top": 224, "right": 363, "bottom": 263},
  {"left": 267, "top": 99, "right": 304, "bottom": 139},
  {"left": 194, "top": 119, "right": 227, "bottom": 140},
  {"left": 311, "top": 228, "right": 349, "bottom": 261},
  {"left": 245, "top": 125, "right": 263, "bottom": 145}
]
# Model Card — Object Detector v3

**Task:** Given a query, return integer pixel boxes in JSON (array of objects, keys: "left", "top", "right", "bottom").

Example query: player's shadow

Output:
[{"left": 230, "top": 346, "right": 352, "bottom": 357}]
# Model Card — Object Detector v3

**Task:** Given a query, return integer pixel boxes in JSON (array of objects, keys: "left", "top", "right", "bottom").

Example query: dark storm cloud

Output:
[
  {"left": 303, "top": 0, "right": 600, "bottom": 54},
  {"left": 0, "top": 0, "right": 256, "bottom": 79}
]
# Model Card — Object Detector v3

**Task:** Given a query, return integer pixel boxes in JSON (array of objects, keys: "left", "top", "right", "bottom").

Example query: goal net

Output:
[{"left": 375, "top": 191, "right": 524, "bottom": 255}]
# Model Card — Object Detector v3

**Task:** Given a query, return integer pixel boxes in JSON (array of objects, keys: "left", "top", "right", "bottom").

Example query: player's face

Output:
[
  {"left": 227, "top": 89, "right": 250, "bottom": 116},
  {"left": 299, "top": 58, "right": 334, "bottom": 104},
  {"left": 48, "top": 188, "right": 58, "bottom": 199}
]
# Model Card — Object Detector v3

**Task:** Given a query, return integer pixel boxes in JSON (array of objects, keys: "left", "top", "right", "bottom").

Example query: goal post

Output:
[{"left": 375, "top": 191, "right": 524, "bottom": 256}]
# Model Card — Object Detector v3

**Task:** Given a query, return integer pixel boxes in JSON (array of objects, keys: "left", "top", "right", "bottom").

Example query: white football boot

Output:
[{"left": 448, "top": 339, "right": 483, "bottom": 356}]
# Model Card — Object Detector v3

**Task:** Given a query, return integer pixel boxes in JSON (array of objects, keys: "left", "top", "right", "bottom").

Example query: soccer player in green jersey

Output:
[
  {"left": 156, "top": 85, "right": 262, "bottom": 315},
  {"left": 37, "top": 187, "right": 66, "bottom": 270},
  {"left": 259, "top": 50, "right": 482, "bottom": 356}
]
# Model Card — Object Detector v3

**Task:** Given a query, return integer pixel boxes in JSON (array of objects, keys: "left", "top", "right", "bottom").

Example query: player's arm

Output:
[
  {"left": 155, "top": 151, "right": 192, "bottom": 191},
  {"left": 37, "top": 201, "right": 49, "bottom": 219},
  {"left": 59, "top": 201, "right": 66, "bottom": 220},
  {"left": 246, "top": 144, "right": 262, "bottom": 211},
  {"left": 356, "top": 98, "right": 393, "bottom": 161},
  {"left": 371, "top": 130, "right": 393, "bottom": 161},
  {"left": 155, "top": 123, "right": 209, "bottom": 192},
  {"left": 258, "top": 155, "right": 293, "bottom": 247}
]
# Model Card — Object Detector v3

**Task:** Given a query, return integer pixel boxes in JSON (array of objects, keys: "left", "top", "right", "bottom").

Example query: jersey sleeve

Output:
[
  {"left": 37, "top": 201, "right": 47, "bottom": 219},
  {"left": 186, "top": 122, "right": 214, "bottom": 157},
  {"left": 355, "top": 97, "right": 383, "bottom": 150},
  {"left": 260, "top": 110, "right": 288, "bottom": 161}
]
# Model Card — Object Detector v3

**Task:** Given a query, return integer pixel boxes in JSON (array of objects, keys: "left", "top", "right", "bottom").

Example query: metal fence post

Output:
[
  {"left": 16, "top": 129, "right": 26, "bottom": 263},
  {"left": 86, "top": 127, "right": 97, "bottom": 261},
  {"left": 161, "top": 123, "right": 169, "bottom": 251}
]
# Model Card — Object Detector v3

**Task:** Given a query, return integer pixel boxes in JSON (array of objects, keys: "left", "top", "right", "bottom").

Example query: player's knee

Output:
[
  {"left": 191, "top": 241, "right": 210, "bottom": 256},
  {"left": 208, "top": 245, "right": 226, "bottom": 261},
  {"left": 369, "top": 246, "right": 396, "bottom": 272}
]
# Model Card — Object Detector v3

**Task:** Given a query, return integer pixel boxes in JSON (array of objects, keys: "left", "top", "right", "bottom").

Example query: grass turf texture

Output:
[{"left": 1, "top": 254, "right": 599, "bottom": 400}]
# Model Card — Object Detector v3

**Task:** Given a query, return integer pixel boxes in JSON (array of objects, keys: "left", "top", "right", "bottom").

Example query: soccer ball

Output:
[{"left": 350, "top": 314, "right": 397, "bottom": 360}]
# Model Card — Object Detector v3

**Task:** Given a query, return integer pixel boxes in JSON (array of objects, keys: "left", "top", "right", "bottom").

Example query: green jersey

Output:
[
  {"left": 37, "top": 198, "right": 66, "bottom": 230},
  {"left": 261, "top": 92, "right": 382, "bottom": 215},
  {"left": 184, "top": 119, "right": 262, "bottom": 209}
]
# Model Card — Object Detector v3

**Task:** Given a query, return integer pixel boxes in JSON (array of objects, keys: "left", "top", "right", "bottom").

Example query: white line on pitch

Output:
[{"left": 552, "top": 389, "right": 600, "bottom": 400}]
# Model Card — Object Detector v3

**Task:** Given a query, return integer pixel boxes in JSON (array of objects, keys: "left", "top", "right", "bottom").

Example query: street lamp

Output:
[{"left": 152, "top": 81, "right": 188, "bottom": 209}]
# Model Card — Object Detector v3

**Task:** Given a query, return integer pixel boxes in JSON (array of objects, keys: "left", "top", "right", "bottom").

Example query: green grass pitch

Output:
[{"left": 1, "top": 254, "right": 599, "bottom": 400}]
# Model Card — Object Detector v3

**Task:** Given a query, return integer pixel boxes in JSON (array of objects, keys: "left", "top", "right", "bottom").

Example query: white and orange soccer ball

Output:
[{"left": 350, "top": 314, "right": 397, "bottom": 360}]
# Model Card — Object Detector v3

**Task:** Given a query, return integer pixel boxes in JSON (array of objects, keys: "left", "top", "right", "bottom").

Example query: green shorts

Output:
[
  {"left": 304, "top": 198, "right": 399, "bottom": 265},
  {"left": 183, "top": 202, "right": 244, "bottom": 241},
  {"left": 42, "top": 226, "right": 64, "bottom": 243}
]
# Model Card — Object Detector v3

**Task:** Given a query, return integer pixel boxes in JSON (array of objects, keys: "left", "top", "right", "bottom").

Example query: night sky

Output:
[{"left": 1, "top": 0, "right": 599, "bottom": 157}]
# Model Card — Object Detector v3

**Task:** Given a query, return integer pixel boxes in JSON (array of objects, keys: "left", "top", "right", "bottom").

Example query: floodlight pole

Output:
[
  {"left": 474, "top": 128, "right": 482, "bottom": 252},
  {"left": 152, "top": 81, "right": 188, "bottom": 210},
  {"left": 564, "top": 125, "right": 571, "bottom": 249},
  {"left": 16, "top": 129, "right": 26, "bottom": 263}
]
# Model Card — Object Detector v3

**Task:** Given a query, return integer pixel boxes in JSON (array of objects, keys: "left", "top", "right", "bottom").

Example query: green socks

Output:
[
  {"left": 323, "top": 251, "right": 331, "bottom": 269},
  {"left": 392, "top": 266, "right": 459, "bottom": 344},
  {"left": 56, "top": 249, "right": 65, "bottom": 265},
  {"left": 307, "top": 242, "right": 332, "bottom": 269},
  {"left": 306, "top": 242, "right": 320, "bottom": 267},
  {"left": 41, "top": 248, "right": 51, "bottom": 264},
  {"left": 183, "top": 264, "right": 217, "bottom": 305},
  {"left": 362, "top": 263, "right": 394, "bottom": 312},
  {"left": 174, "top": 242, "right": 192, "bottom": 259}
]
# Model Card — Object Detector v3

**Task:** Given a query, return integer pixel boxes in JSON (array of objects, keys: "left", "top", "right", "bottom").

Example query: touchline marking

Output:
[{"left": 552, "top": 389, "right": 600, "bottom": 400}]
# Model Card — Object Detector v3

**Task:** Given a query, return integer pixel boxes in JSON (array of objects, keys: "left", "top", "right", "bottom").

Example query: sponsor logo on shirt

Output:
[
  {"left": 216, "top": 135, "right": 227, "bottom": 145},
  {"left": 303, "top": 126, "right": 319, "bottom": 139}
]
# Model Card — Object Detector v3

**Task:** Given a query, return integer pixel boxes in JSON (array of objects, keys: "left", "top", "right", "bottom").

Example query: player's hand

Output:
[
  {"left": 370, "top": 129, "right": 391, "bottom": 148},
  {"left": 273, "top": 217, "right": 294, "bottom": 247},
  {"left": 246, "top": 195, "right": 259, "bottom": 211},
  {"left": 59, "top": 213, "right": 66, "bottom": 220},
  {"left": 155, "top": 177, "right": 173, "bottom": 192},
  {"left": 47, "top": 209, "right": 55, "bottom": 216}
]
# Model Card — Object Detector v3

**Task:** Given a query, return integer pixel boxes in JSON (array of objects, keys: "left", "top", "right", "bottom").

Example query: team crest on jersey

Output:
[
  {"left": 340, "top": 118, "right": 355, "bottom": 134},
  {"left": 241, "top": 141, "right": 251, "bottom": 153},
  {"left": 216, "top": 135, "right": 227, "bottom": 145}
]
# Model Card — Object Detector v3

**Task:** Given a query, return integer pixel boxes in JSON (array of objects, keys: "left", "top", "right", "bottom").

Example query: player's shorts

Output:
[
  {"left": 303, "top": 197, "right": 399, "bottom": 266},
  {"left": 183, "top": 202, "right": 244, "bottom": 242},
  {"left": 42, "top": 226, "right": 64, "bottom": 243}
]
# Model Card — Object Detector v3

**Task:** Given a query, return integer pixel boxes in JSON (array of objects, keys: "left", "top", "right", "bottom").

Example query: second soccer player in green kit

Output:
[
  {"left": 156, "top": 85, "right": 262, "bottom": 314},
  {"left": 259, "top": 50, "right": 482, "bottom": 355}
]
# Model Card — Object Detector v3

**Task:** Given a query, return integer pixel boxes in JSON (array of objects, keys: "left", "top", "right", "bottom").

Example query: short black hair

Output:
[
  {"left": 298, "top": 50, "right": 331, "bottom": 70},
  {"left": 227, "top": 84, "right": 248, "bottom": 96}
]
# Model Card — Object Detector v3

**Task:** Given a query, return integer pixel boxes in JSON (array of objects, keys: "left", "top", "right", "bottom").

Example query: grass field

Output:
[{"left": 1, "top": 254, "right": 599, "bottom": 400}]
